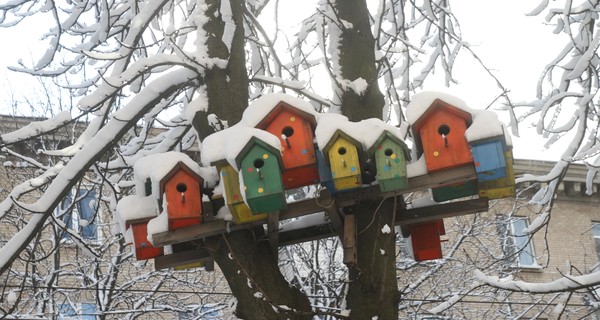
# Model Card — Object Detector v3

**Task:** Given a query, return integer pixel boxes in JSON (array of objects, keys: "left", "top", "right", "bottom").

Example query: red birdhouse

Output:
[
  {"left": 160, "top": 162, "right": 204, "bottom": 230},
  {"left": 411, "top": 99, "right": 473, "bottom": 173},
  {"left": 255, "top": 101, "right": 319, "bottom": 189},
  {"left": 131, "top": 220, "right": 163, "bottom": 260},
  {"left": 410, "top": 220, "right": 444, "bottom": 261}
]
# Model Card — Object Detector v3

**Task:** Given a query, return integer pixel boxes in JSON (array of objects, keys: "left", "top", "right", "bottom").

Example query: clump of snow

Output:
[
  {"left": 134, "top": 151, "right": 217, "bottom": 199},
  {"left": 146, "top": 211, "right": 168, "bottom": 245},
  {"left": 340, "top": 309, "right": 351, "bottom": 316},
  {"left": 465, "top": 110, "right": 505, "bottom": 142},
  {"left": 215, "top": 205, "right": 234, "bottom": 221},
  {"left": 116, "top": 195, "right": 158, "bottom": 227},
  {"left": 239, "top": 93, "right": 319, "bottom": 128},
  {"left": 1, "top": 111, "right": 71, "bottom": 144},
  {"left": 253, "top": 292, "right": 264, "bottom": 299},
  {"left": 406, "top": 91, "right": 471, "bottom": 125},
  {"left": 381, "top": 224, "right": 391, "bottom": 234},
  {"left": 348, "top": 78, "right": 368, "bottom": 95},
  {"left": 380, "top": 249, "right": 386, "bottom": 255},
  {"left": 7, "top": 290, "right": 17, "bottom": 304},
  {"left": 407, "top": 156, "right": 428, "bottom": 178},
  {"left": 200, "top": 126, "right": 281, "bottom": 170},
  {"left": 315, "top": 114, "right": 405, "bottom": 151}
]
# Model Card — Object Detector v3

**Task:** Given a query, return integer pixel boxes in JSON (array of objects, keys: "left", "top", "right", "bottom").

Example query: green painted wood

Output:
[
  {"left": 432, "top": 179, "right": 479, "bottom": 202},
  {"left": 239, "top": 144, "right": 286, "bottom": 213},
  {"left": 374, "top": 136, "right": 409, "bottom": 192}
]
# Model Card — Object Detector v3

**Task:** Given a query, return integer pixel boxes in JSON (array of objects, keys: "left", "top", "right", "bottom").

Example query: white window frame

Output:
[
  {"left": 58, "top": 187, "right": 103, "bottom": 244},
  {"left": 57, "top": 302, "right": 97, "bottom": 320},
  {"left": 591, "top": 223, "right": 600, "bottom": 262},
  {"left": 506, "top": 217, "right": 538, "bottom": 268}
]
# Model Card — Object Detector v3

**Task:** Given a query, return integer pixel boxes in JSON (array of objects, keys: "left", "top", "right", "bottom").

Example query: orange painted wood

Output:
[
  {"left": 162, "top": 168, "right": 203, "bottom": 230},
  {"left": 263, "top": 108, "right": 319, "bottom": 189},
  {"left": 132, "top": 222, "right": 163, "bottom": 260}
]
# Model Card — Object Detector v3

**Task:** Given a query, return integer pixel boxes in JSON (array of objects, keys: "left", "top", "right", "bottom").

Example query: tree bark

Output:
[
  {"left": 332, "top": 0, "right": 400, "bottom": 318},
  {"left": 193, "top": 1, "right": 312, "bottom": 318}
]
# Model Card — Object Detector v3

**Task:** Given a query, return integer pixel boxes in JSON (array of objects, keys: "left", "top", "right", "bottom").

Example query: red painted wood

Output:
[
  {"left": 411, "top": 221, "right": 442, "bottom": 261},
  {"left": 132, "top": 222, "right": 163, "bottom": 260}
]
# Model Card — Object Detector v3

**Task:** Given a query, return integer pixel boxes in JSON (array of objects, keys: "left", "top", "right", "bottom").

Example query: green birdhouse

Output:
[
  {"left": 368, "top": 131, "right": 411, "bottom": 193},
  {"left": 322, "top": 129, "right": 363, "bottom": 192},
  {"left": 235, "top": 136, "right": 287, "bottom": 213}
]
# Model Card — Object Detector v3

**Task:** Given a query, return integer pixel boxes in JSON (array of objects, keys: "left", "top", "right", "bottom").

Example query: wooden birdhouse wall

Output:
[
  {"left": 327, "top": 137, "right": 362, "bottom": 191},
  {"left": 478, "top": 149, "right": 516, "bottom": 199},
  {"left": 417, "top": 108, "right": 473, "bottom": 172},
  {"left": 471, "top": 139, "right": 507, "bottom": 182},
  {"left": 219, "top": 164, "right": 267, "bottom": 224},
  {"left": 373, "top": 137, "right": 409, "bottom": 192},
  {"left": 162, "top": 168, "right": 203, "bottom": 230},
  {"left": 132, "top": 222, "right": 163, "bottom": 260},
  {"left": 263, "top": 108, "right": 319, "bottom": 189},
  {"left": 239, "top": 144, "right": 286, "bottom": 213},
  {"left": 410, "top": 221, "right": 443, "bottom": 261}
]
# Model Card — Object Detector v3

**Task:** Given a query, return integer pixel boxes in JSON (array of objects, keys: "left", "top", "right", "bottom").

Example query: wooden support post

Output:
[
  {"left": 343, "top": 214, "right": 357, "bottom": 266},
  {"left": 268, "top": 212, "right": 280, "bottom": 264},
  {"left": 319, "top": 189, "right": 344, "bottom": 240}
]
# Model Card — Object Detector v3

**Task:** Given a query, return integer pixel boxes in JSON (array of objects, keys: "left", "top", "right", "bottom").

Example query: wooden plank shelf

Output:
[{"left": 152, "top": 165, "right": 480, "bottom": 248}]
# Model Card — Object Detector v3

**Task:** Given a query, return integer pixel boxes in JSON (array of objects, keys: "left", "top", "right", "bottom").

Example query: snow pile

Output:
[
  {"left": 406, "top": 91, "right": 471, "bottom": 126},
  {"left": 239, "top": 93, "right": 318, "bottom": 128}
]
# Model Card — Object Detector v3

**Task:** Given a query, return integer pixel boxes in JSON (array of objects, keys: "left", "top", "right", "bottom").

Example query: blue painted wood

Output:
[{"left": 471, "top": 140, "right": 507, "bottom": 182}]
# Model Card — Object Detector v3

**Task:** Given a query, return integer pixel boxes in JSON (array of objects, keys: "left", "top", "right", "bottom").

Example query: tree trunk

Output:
[
  {"left": 332, "top": 0, "right": 400, "bottom": 318},
  {"left": 193, "top": 1, "right": 312, "bottom": 318}
]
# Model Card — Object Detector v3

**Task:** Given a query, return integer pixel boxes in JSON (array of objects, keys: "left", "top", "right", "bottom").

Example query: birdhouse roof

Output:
[
  {"left": 321, "top": 129, "right": 363, "bottom": 155},
  {"left": 254, "top": 100, "right": 318, "bottom": 130},
  {"left": 159, "top": 161, "right": 204, "bottom": 194},
  {"left": 315, "top": 114, "right": 407, "bottom": 152},
  {"left": 465, "top": 109, "right": 507, "bottom": 143},
  {"left": 240, "top": 93, "right": 319, "bottom": 128},
  {"left": 409, "top": 98, "right": 473, "bottom": 134},
  {"left": 234, "top": 136, "right": 284, "bottom": 169},
  {"left": 367, "top": 130, "right": 412, "bottom": 161},
  {"left": 406, "top": 91, "right": 473, "bottom": 129},
  {"left": 200, "top": 126, "right": 282, "bottom": 171}
]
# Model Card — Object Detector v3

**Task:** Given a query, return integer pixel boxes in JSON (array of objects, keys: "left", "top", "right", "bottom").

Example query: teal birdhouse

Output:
[
  {"left": 368, "top": 131, "right": 411, "bottom": 193},
  {"left": 235, "top": 136, "right": 287, "bottom": 213}
]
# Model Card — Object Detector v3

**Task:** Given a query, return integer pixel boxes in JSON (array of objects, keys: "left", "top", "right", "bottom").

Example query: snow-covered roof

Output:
[
  {"left": 133, "top": 151, "right": 217, "bottom": 200},
  {"left": 406, "top": 91, "right": 472, "bottom": 126},
  {"left": 315, "top": 114, "right": 406, "bottom": 152},
  {"left": 465, "top": 109, "right": 506, "bottom": 142},
  {"left": 200, "top": 125, "right": 282, "bottom": 170},
  {"left": 239, "top": 93, "right": 319, "bottom": 128}
]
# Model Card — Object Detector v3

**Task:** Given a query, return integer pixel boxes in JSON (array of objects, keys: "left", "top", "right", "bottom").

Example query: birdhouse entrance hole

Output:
[
  {"left": 282, "top": 126, "right": 294, "bottom": 137},
  {"left": 253, "top": 159, "right": 265, "bottom": 168},
  {"left": 176, "top": 183, "right": 187, "bottom": 193},
  {"left": 384, "top": 148, "right": 394, "bottom": 156},
  {"left": 438, "top": 124, "right": 450, "bottom": 136},
  {"left": 338, "top": 147, "right": 347, "bottom": 155}
]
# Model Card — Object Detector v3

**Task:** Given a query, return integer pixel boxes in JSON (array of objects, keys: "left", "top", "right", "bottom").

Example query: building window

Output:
[
  {"left": 59, "top": 189, "right": 100, "bottom": 242},
  {"left": 502, "top": 217, "right": 537, "bottom": 268},
  {"left": 591, "top": 223, "right": 600, "bottom": 261},
  {"left": 58, "top": 303, "right": 97, "bottom": 320}
]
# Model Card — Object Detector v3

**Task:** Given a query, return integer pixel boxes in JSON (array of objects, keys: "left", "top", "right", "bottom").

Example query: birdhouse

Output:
[
  {"left": 321, "top": 130, "right": 363, "bottom": 192},
  {"left": 316, "top": 149, "right": 335, "bottom": 191},
  {"left": 411, "top": 99, "right": 473, "bottom": 172},
  {"left": 470, "top": 137, "right": 508, "bottom": 182},
  {"left": 217, "top": 163, "right": 268, "bottom": 224},
  {"left": 431, "top": 179, "right": 479, "bottom": 202},
  {"left": 160, "top": 162, "right": 204, "bottom": 230},
  {"left": 478, "top": 149, "right": 516, "bottom": 199},
  {"left": 255, "top": 101, "right": 320, "bottom": 189},
  {"left": 131, "top": 220, "right": 163, "bottom": 260},
  {"left": 368, "top": 131, "right": 411, "bottom": 193},
  {"left": 410, "top": 220, "right": 443, "bottom": 261},
  {"left": 236, "top": 136, "right": 287, "bottom": 213}
]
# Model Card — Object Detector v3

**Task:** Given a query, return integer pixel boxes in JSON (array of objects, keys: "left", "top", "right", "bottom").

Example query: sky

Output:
[{"left": 0, "top": 1, "right": 567, "bottom": 162}]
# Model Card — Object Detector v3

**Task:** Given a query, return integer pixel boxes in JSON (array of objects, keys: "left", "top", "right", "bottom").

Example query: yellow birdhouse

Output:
[
  {"left": 217, "top": 163, "right": 268, "bottom": 224},
  {"left": 322, "top": 129, "right": 363, "bottom": 192}
]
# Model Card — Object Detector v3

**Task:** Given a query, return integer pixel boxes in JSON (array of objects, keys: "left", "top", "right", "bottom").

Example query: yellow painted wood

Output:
[
  {"left": 478, "top": 150, "right": 516, "bottom": 199},
  {"left": 219, "top": 164, "right": 268, "bottom": 224},
  {"left": 327, "top": 137, "right": 362, "bottom": 191}
]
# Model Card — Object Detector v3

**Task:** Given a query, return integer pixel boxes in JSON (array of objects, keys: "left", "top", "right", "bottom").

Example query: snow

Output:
[
  {"left": 473, "top": 269, "right": 600, "bottom": 293},
  {"left": 0, "top": 111, "right": 71, "bottom": 144},
  {"left": 239, "top": 92, "right": 319, "bottom": 128},
  {"left": 146, "top": 211, "right": 168, "bottom": 245},
  {"left": 407, "top": 156, "right": 428, "bottom": 178},
  {"left": 381, "top": 224, "right": 391, "bottom": 234},
  {"left": 133, "top": 151, "right": 217, "bottom": 200},
  {"left": 406, "top": 91, "right": 471, "bottom": 126},
  {"left": 465, "top": 110, "right": 505, "bottom": 142},
  {"left": 315, "top": 114, "right": 405, "bottom": 151},
  {"left": 280, "top": 212, "right": 327, "bottom": 232},
  {"left": 200, "top": 125, "right": 282, "bottom": 170}
]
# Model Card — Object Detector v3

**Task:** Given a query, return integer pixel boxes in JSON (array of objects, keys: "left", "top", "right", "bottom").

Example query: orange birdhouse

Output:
[
  {"left": 411, "top": 99, "right": 473, "bottom": 173},
  {"left": 131, "top": 220, "right": 163, "bottom": 260},
  {"left": 160, "top": 162, "right": 204, "bottom": 230},
  {"left": 255, "top": 101, "right": 320, "bottom": 189}
]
